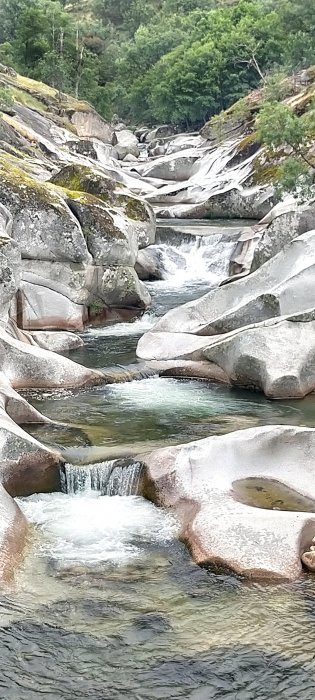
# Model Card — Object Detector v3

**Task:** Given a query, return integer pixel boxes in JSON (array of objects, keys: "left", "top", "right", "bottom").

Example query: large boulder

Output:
[
  {"left": 0, "top": 158, "right": 90, "bottom": 263},
  {"left": 99, "top": 266, "right": 151, "bottom": 309},
  {"left": 229, "top": 201, "right": 315, "bottom": 278},
  {"left": 30, "top": 331, "right": 84, "bottom": 353},
  {"left": 203, "top": 313, "right": 315, "bottom": 398},
  {"left": 139, "top": 150, "right": 200, "bottom": 182},
  {"left": 51, "top": 164, "right": 156, "bottom": 249},
  {"left": 70, "top": 110, "right": 115, "bottom": 144},
  {"left": 0, "top": 326, "right": 103, "bottom": 389},
  {"left": 137, "top": 330, "right": 216, "bottom": 361},
  {"left": 16, "top": 260, "right": 96, "bottom": 331},
  {"left": 0, "top": 206, "right": 21, "bottom": 321},
  {"left": 146, "top": 231, "right": 315, "bottom": 337},
  {"left": 67, "top": 193, "right": 138, "bottom": 266},
  {"left": 115, "top": 129, "right": 140, "bottom": 160},
  {"left": 142, "top": 426, "right": 315, "bottom": 581}
]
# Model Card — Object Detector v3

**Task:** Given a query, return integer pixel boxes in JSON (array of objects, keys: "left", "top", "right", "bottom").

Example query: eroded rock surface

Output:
[{"left": 142, "top": 426, "right": 315, "bottom": 581}]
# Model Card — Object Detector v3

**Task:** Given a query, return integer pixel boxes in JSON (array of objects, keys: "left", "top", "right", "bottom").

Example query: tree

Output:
[{"left": 256, "top": 101, "right": 315, "bottom": 198}]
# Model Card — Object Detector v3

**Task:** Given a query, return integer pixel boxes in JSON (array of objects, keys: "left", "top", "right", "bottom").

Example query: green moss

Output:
[
  {"left": 9, "top": 87, "right": 48, "bottom": 112},
  {"left": 0, "top": 154, "right": 66, "bottom": 211},
  {"left": 236, "top": 132, "right": 257, "bottom": 153},
  {"left": 124, "top": 197, "right": 149, "bottom": 221},
  {"left": 251, "top": 159, "right": 281, "bottom": 185}
]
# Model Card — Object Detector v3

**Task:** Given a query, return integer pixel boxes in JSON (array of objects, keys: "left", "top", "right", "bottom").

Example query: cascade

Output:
[
  {"left": 152, "top": 234, "right": 237, "bottom": 285},
  {"left": 61, "top": 460, "right": 143, "bottom": 496}
]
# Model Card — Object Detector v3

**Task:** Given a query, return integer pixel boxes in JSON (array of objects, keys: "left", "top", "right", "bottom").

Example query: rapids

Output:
[{"left": 3, "top": 220, "right": 315, "bottom": 699}]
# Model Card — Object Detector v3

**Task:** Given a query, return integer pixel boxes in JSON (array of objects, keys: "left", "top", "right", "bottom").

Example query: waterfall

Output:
[
  {"left": 153, "top": 234, "right": 237, "bottom": 285},
  {"left": 61, "top": 460, "right": 143, "bottom": 496}
]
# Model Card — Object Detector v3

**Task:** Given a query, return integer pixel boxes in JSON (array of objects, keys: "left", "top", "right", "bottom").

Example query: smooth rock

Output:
[
  {"left": 203, "top": 315, "right": 315, "bottom": 398},
  {"left": 71, "top": 111, "right": 115, "bottom": 144},
  {"left": 115, "top": 130, "right": 140, "bottom": 159},
  {"left": 142, "top": 426, "right": 315, "bottom": 581},
  {"left": 99, "top": 267, "right": 151, "bottom": 309},
  {"left": 0, "top": 160, "right": 90, "bottom": 263},
  {"left": 148, "top": 231, "right": 315, "bottom": 337},
  {"left": 0, "top": 326, "right": 103, "bottom": 389},
  {"left": 18, "top": 280, "right": 87, "bottom": 331},
  {"left": 30, "top": 331, "right": 84, "bottom": 353}
]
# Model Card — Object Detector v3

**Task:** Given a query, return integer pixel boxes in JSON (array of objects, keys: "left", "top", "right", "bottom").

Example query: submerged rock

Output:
[
  {"left": 142, "top": 426, "right": 315, "bottom": 581},
  {"left": 0, "top": 483, "right": 28, "bottom": 582}
]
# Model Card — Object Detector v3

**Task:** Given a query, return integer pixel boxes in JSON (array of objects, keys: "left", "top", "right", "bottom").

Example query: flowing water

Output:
[{"left": 3, "top": 220, "right": 315, "bottom": 698}]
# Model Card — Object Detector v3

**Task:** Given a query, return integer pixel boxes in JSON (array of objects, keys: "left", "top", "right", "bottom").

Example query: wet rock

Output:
[
  {"left": 142, "top": 426, "right": 315, "bottom": 581},
  {"left": 135, "top": 247, "right": 164, "bottom": 281},
  {"left": 99, "top": 266, "right": 151, "bottom": 310},
  {"left": 302, "top": 539, "right": 315, "bottom": 571},
  {"left": 0, "top": 483, "right": 28, "bottom": 581},
  {"left": 30, "top": 331, "right": 84, "bottom": 354}
]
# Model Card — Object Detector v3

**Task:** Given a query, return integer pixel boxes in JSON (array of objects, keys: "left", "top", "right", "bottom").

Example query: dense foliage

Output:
[{"left": 0, "top": 0, "right": 314, "bottom": 128}]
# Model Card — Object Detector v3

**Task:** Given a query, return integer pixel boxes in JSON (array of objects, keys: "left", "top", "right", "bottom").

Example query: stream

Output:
[{"left": 2, "top": 221, "right": 315, "bottom": 698}]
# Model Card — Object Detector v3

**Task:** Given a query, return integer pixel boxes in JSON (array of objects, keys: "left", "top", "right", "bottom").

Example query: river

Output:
[{"left": 1, "top": 221, "right": 315, "bottom": 699}]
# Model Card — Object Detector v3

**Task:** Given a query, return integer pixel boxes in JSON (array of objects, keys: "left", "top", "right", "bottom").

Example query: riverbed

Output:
[{"left": 2, "top": 221, "right": 315, "bottom": 699}]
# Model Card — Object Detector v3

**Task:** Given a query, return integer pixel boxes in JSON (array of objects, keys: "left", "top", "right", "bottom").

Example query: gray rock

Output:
[
  {"left": 67, "top": 194, "right": 138, "bottom": 267},
  {"left": 50, "top": 164, "right": 156, "bottom": 249},
  {"left": 30, "top": 331, "right": 84, "bottom": 354},
  {"left": 0, "top": 161, "right": 90, "bottom": 263},
  {"left": 140, "top": 150, "right": 200, "bottom": 182},
  {"left": 135, "top": 248, "right": 164, "bottom": 281},
  {"left": 0, "top": 325, "right": 103, "bottom": 389},
  {"left": 99, "top": 266, "right": 151, "bottom": 309},
  {"left": 251, "top": 203, "right": 315, "bottom": 271},
  {"left": 203, "top": 315, "right": 315, "bottom": 398},
  {"left": 18, "top": 280, "right": 87, "bottom": 331},
  {"left": 148, "top": 230, "right": 315, "bottom": 337},
  {"left": 115, "top": 130, "right": 140, "bottom": 159},
  {"left": 71, "top": 111, "right": 115, "bottom": 144}
]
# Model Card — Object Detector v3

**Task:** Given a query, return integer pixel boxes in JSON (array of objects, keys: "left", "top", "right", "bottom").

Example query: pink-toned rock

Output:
[{"left": 142, "top": 426, "right": 315, "bottom": 581}]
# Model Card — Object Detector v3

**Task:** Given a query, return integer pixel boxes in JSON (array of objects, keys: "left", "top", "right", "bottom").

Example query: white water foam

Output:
[
  {"left": 85, "top": 313, "right": 157, "bottom": 338},
  {"left": 17, "top": 492, "right": 177, "bottom": 566},
  {"left": 62, "top": 461, "right": 143, "bottom": 496},
  {"left": 151, "top": 234, "right": 236, "bottom": 286}
]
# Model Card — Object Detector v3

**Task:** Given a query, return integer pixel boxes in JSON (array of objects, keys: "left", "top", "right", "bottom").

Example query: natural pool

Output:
[{"left": 3, "top": 223, "right": 315, "bottom": 699}]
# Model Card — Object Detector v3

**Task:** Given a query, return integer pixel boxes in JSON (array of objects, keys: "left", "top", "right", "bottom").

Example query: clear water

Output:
[{"left": 5, "top": 223, "right": 315, "bottom": 698}]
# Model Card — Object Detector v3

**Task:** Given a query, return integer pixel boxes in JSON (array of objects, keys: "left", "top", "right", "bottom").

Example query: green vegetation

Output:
[{"left": 0, "top": 0, "right": 313, "bottom": 130}]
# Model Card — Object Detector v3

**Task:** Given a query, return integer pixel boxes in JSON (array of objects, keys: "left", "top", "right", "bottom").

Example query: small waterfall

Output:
[
  {"left": 154, "top": 234, "right": 237, "bottom": 285},
  {"left": 61, "top": 460, "right": 143, "bottom": 496}
]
